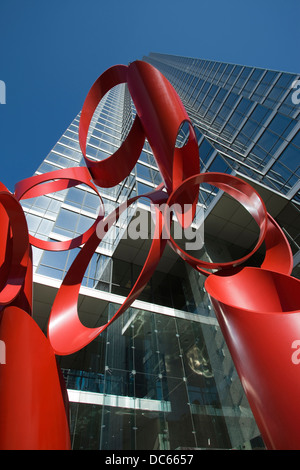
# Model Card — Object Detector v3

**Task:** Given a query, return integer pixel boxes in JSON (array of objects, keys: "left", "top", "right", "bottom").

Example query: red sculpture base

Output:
[
  {"left": 0, "top": 307, "right": 71, "bottom": 450},
  {"left": 205, "top": 267, "right": 300, "bottom": 450}
]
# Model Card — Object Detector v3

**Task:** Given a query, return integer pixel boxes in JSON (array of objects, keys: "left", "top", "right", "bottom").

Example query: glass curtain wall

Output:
[{"left": 145, "top": 53, "right": 300, "bottom": 202}]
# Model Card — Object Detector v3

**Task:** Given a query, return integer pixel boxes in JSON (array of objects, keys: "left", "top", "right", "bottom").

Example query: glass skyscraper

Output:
[{"left": 21, "top": 52, "right": 300, "bottom": 450}]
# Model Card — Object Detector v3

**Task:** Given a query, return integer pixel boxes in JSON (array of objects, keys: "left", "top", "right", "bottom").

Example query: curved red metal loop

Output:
[
  {"left": 262, "top": 213, "right": 293, "bottom": 276},
  {"left": 163, "top": 172, "right": 268, "bottom": 275},
  {"left": 47, "top": 187, "right": 168, "bottom": 355},
  {"left": 127, "top": 61, "right": 200, "bottom": 226},
  {"left": 204, "top": 267, "right": 300, "bottom": 449},
  {"left": 127, "top": 61, "right": 200, "bottom": 195},
  {"left": 78, "top": 64, "right": 145, "bottom": 188},
  {"left": 14, "top": 166, "right": 105, "bottom": 252},
  {"left": 0, "top": 188, "right": 30, "bottom": 305}
]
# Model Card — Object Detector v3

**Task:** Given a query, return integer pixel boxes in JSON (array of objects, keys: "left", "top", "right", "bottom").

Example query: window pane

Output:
[{"left": 55, "top": 208, "right": 79, "bottom": 231}]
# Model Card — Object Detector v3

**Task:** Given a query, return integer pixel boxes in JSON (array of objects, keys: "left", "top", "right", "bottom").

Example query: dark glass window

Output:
[
  {"left": 277, "top": 141, "right": 300, "bottom": 174},
  {"left": 65, "top": 187, "right": 85, "bottom": 208},
  {"left": 136, "top": 163, "right": 152, "bottom": 181},
  {"left": 208, "top": 155, "right": 231, "bottom": 173},
  {"left": 267, "top": 114, "right": 294, "bottom": 139},
  {"left": 249, "top": 104, "right": 272, "bottom": 125},
  {"left": 55, "top": 208, "right": 79, "bottom": 235},
  {"left": 198, "top": 138, "right": 215, "bottom": 165}
]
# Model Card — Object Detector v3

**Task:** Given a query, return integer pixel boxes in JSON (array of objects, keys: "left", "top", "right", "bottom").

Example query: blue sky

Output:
[{"left": 0, "top": 0, "right": 299, "bottom": 191}]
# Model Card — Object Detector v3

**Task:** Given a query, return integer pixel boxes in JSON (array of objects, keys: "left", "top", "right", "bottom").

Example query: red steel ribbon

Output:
[
  {"left": 47, "top": 187, "right": 168, "bottom": 355},
  {"left": 0, "top": 59, "right": 298, "bottom": 450},
  {"left": 205, "top": 268, "right": 300, "bottom": 450},
  {"left": 127, "top": 61, "right": 200, "bottom": 209},
  {"left": 78, "top": 65, "right": 145, "bottom": 188},
  {"left": 0, "top": 184, "right": 30, "bottom": 307},
  {"left": 15, "top": 166, "right": 105, "bottom": 251},
  {"left": 163, "top": 172, "right": 269, "bottom": 275}
]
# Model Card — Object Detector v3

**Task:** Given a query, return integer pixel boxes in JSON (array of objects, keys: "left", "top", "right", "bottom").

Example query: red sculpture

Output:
[{"left": 0, "top": 60, "right": 299, "bottom": 450}]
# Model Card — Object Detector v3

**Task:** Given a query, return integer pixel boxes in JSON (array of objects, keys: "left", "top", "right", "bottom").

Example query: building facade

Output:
[{"left": 21, "top": 53, "right": 300, "bottom": 450}]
